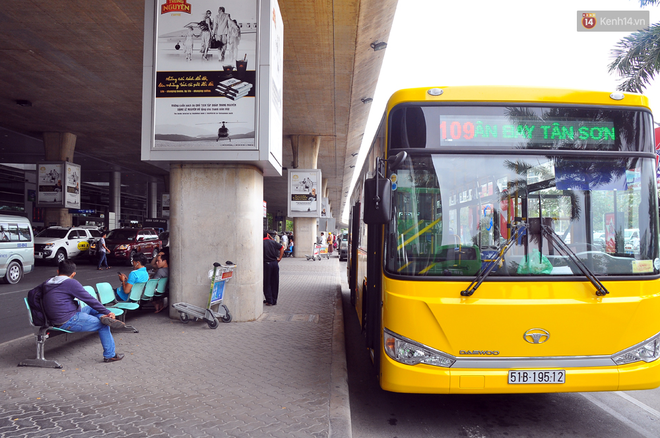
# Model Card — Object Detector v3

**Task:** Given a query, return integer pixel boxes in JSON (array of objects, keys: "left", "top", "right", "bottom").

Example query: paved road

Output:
[{"left": 339, "top": 263, "right": 660, "bottom": 438}]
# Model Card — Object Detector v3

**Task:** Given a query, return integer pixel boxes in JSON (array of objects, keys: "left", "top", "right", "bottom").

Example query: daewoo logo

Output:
[
  {"left": 523, "top": 328, "right": 550, "bottom": 344},
  {"left": 459, "top": 350, "right": 500, "bottom": 356}
]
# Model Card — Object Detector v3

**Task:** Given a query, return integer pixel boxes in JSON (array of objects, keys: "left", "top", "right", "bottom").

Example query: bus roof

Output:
[{"left": 387, "top": 86, "right": 651, "bottom": 111}]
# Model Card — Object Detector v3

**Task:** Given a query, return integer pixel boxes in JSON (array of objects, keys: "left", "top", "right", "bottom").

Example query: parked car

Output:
[
  {"left": 624, "top": 228, "right": 640, "bottom": 254},
  {"left": 34, "top": 226, "right": 100, "bottom": 264},
  {"left": 0, "top": 215, "right": 34, "bottom": 284},
  {"left": 339, "top": 239, "right": 348, "bottom": 261},
  {"left": 103, "top": 228, "right": 162, "bottom": 266},
  {"left": 592, "top": 232, "right": 606, "bottom": 250}
]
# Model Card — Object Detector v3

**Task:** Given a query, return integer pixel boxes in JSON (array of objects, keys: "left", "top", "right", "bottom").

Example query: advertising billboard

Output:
[
  {"left": 288, "top": 169, "right": 322, "bottom": 218},
  {"left": 37, "top": 162, "right": 81, "bottom": 209},
  {"left": 142, "top": 0, "right": 282, "bottom": 176}
]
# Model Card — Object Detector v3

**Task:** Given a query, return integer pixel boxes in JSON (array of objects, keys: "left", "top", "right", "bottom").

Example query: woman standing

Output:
[
  {"left": 225, "top": 17, "right": 241, "bottom": 65},
  {"left": 199, "top": 10, "right": 213, "bottom": 60}
]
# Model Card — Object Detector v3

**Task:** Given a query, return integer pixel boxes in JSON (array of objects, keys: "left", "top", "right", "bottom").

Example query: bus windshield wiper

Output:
[
  {"left": 541, "top": 225, "right": 609, "bottom": 296},
  {"left": 461, "top": 221, "right": 527, "bottom": 297}
]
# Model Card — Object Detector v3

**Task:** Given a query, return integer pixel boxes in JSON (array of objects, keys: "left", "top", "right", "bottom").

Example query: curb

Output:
[{"left": 329, "top": 284, "right": 352, "bottom": 438}]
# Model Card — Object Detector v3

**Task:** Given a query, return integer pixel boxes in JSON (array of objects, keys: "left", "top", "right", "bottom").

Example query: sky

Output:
[{"left": 342, "top": 0, "right": 660, "bottom": 222}]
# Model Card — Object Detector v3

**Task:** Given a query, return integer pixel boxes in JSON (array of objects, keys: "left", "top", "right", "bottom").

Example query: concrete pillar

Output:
[
  {"left": 43, "top": 132, "right": 76, "bottom": 162},
  {"left": 322, "top": 178, "right": 329, "bottom": 198},
  {"left": 148, "top": 179, "right": 158, "bottom": 218},
  {"left": 321, "top": 178, "right": 330, "bottom": 227},
  {"left": 109, "top": 171, "right": 121, "bottom": 229},
  {"left": 42, "top": 132, "right": 76, "bottom": 227},
  {"left": 290, "top": 135, "right": 321, "bottom": 258},
  {"left": 294, "top": 218, "right": 316, "bottom": 257},
  {"left": 162, "top": 175, "right": 171, "bottom": 225},
  {"left": 170, "top": 163, "right": 263, "bottom": 322}
]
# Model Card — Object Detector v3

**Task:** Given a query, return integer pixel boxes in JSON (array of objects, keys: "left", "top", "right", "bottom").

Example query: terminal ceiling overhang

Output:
[{"left": 0, "top": 0, "right": 397, "bottom": 226}]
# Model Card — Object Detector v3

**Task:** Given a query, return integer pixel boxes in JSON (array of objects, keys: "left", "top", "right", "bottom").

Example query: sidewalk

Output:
[{"left": 0, "top": 257, "right": 351, "bottom": 438}]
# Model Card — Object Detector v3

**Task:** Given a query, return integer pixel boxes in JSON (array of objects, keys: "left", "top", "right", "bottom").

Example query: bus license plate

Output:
[{"left": 508, "top": 370, "right": 565, "bottom": 384}]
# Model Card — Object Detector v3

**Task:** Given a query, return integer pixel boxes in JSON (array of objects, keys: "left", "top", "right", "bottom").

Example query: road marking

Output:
[
  {"left": 0, "top": 287, "right": 31, "bottom": 297},
  {"left": 581, "top": 393, "right": 656, "bottom": 438},
  {"left": 615, "top": 391, "right": 660, "bottom": 419}
]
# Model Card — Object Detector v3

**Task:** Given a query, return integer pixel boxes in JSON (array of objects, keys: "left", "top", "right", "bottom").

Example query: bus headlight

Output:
[
  {"left": 384, "top": 328, "right": 455, "bottom": 368},
  {"left": 612, "top": 333, "right": 660, "bottom": 365}
]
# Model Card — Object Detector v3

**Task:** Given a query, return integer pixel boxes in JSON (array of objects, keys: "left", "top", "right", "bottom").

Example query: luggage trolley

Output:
[
  {"left": 173, "top": 261, "right": 234, "bottom": 329},
  {"left": 305, "top": 244, "right": 322, "bottom": 261}
]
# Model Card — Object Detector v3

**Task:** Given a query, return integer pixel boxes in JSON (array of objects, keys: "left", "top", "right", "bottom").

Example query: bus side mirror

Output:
[
  {"left": 387, "top": 151, "right": 407, "bottom": 170},
  {"left": 363, "top": 177, "right": 391, "bottom": 225},
  {"left": 363, "top": 152, "right": 406, "bottom": 225}
]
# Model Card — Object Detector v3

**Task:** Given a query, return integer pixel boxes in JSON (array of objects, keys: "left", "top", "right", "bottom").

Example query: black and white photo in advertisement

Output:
[
  {"left": 37, "top": 163, "right": 63, "bottom": 206},
  {"left": 288, "top": 170, "right": 322, "bottom": 218},
  {"left": 65, "top": 163, "right": 81, "bottom": 209},
  {"left": 154, "top": 0, "right": 257, "bottom": 150}
]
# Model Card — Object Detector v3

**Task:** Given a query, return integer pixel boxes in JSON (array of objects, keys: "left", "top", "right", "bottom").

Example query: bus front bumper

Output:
[{"left": 379, "top": 352, "right": 660, "bottom": 394}]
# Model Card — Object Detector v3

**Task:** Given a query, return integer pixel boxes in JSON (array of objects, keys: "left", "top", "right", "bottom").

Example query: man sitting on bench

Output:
[{"left": 41, "top": 260, "right": 126, "bottom": 363}]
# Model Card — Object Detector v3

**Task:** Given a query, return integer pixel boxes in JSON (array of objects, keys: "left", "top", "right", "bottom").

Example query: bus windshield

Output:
[{"left": 384, "top": 154, "right": 659, "bottom": 278}]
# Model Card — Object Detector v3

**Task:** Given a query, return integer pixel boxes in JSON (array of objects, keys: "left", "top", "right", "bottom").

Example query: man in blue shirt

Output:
[
  {"left": 116, "top": 253, "right": 150, "bottom": 301},
  {"left": 41, "top": 260, "right": 125, "bottom": 362}
]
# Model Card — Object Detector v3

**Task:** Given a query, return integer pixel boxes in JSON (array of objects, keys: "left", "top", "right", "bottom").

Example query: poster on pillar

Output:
[
  {"left": 142, "top": 0, "right": 283, "bottom": 177},
  {"left": 321, "top": 197, "right": 332, "bottom": 218},
  {"left": 37, "top": 162, "right": 81, "bottom": 208},
  {"left": 153, "top": 0, "right": 257, "bottom": 150},
  {"left": 162, "top": 194, "right": 170, "bottom": 217},
  {"left": 288, "top": 169, "right": 322, "bottom": 218}
]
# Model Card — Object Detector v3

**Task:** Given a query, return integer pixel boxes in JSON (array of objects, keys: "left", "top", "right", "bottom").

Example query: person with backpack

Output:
[
  {"left": 97, "top": 231, "right": 110, "bottom": 270},
  {"left": 37, "top": 260, "right": 126, "bottom": 362}
]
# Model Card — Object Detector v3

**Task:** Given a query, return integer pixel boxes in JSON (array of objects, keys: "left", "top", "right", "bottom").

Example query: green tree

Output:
[{"left": 608, "top": 1, "right": 660, "bottom": 92}]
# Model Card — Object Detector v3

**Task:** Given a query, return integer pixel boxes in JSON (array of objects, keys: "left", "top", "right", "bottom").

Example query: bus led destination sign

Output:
[{"left": 439, "top": 116, "right": 616, "bottom": 147}]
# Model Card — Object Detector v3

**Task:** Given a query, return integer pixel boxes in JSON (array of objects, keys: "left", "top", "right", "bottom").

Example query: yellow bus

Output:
[{"left": 346, "top": 86, "right": 660, "bottom": 394}]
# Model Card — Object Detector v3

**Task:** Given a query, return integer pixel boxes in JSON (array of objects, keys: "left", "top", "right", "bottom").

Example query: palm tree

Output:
[{"left": 608, "top": 0, "right": 660, "bottom": 93}]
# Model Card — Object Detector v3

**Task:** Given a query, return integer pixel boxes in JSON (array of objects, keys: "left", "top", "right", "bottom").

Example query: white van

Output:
[
  {"left": 624, "top": 228, "right": 640, "bottom": 253},
  {"left": 0, "top": 215, "right": 34, "bottom": 284}
]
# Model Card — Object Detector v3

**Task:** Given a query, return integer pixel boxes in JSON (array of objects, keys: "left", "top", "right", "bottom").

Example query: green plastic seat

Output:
[
  {"left": 82, "top": 285, "right": 98, "bottom": 305},
  {"left": 21, "top": 297, "right": 73, "bottom": 368},
  {"left": 94, "top": 282, "right": 126, "bottom": 318},
  {"left": 155, "top": 277, "right": 168, "bottom": 298},
  {"left": 141, "top": 279, "right": 159, "bottom": 302},
  {"left": 112, "top": 282, "right": 146, "bottom": 311}
]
